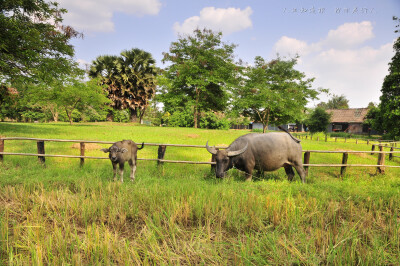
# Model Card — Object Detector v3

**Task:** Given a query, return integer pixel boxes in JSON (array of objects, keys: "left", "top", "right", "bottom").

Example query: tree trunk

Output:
[
  {"left": 65, "top": 108, "right": 73, "bottom": 125},
  {"left": 194, "top": 87, "right": 200, "bottom": 128},
  {"left": 139, "top": 107, "right": 147, "bottom": 124},
  {"left": 130, "top": 108, "right": 138, "bottom": 123},
  {"left": 262, "top": 109, "right": 270, "bottom": 133},
  {"left": 106, "top": 111, "right": 113, "bottom": 122}
]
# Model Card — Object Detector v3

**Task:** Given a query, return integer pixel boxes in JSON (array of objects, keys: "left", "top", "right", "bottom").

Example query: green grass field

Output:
[{"left": 1, "top": 122, "right": 399, "bottom": 265}]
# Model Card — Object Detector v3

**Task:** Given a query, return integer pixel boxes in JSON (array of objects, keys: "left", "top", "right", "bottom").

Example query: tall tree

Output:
[
  {"left": 377, "top": 17, "right": 400, "bottom": 138},
  {"left": 318, "top": 94, "right": 349, "bottom": 109},
  {"left": 161, "top": 28, "right": 238, "bottom": 128},
  {"left": 0, "top": 0, "right": 81, "bottom": 84},
  {"left": 89, "top": 48, "right": 157, "bottom": 122},
  {"left": 233, "top": 56, "right": 318, "bottom": 133}
]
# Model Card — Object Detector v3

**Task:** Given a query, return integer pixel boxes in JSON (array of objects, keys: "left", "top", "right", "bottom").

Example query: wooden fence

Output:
[
  {"left": 294, "top": 134, "right": 400, "bottom": 147},
  {"left": 1, "top": 137, "right": 400, "bottom": 177}
]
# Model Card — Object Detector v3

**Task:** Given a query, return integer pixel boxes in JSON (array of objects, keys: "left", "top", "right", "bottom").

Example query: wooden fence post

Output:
[
  {"left": 80, "top": 142, "right": 85, "bottom": 167},
  {"left": 157, "top": 145, "right": 167, "bottom": 166},
  {"left": 389, "top": 147, "right": 394, "bottom": 161},
  {"left": 0, "top": 139, "right": 4, "bottom": 162},
  {"left": 303, "top": 151, "right": 310, "bottom": 176},
  {"left": 356, "top": 139, "right": 358, "bottom": 144},
  {"left": 367, "top": 140, "right": 369, "bottom": 145},
  {"left": 37, "top": 140, "right": 45, "bottom": 165},
  {"left": 371, "top": 144, "right": 375, "bottom": 155},
  {"left": 335, "top": 137, "right": 337, "bottom": 142},
  {"left": 210, "top": 148, "right": 219, "bottom": 172},
  {"left": 340, "top": 152, "right": 348, "bottom": 176},
  {"left": 377, "top": 145, "right": 385, "bottom": 174}
]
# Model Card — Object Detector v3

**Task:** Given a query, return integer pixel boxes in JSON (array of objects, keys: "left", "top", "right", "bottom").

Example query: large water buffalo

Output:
[{"left": 206, "top": 128, "right": 306, "bottom": 182}]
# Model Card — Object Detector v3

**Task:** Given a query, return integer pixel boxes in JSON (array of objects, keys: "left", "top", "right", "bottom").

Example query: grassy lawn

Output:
[{"left": 1, "top": 122, "right": 399, "bottom": 264}]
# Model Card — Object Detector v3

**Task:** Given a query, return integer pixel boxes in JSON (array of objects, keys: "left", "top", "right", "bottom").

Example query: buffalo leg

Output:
[
  {"left": 284, "top": 165, "right": 295, "bottom": 181},
  {"left": 119, "top": 162, "right": 125, "bottom": 182},
  {"left": 244, "top": 163, "right": 255, "bottom": 181},
  {"left": 112, "top": 163, "right": 117, "bottom": 181},
  {"left": 128, "top": 159, "right": 136, "bottom": 182},
  {"left": 293, "top": 163, "right": 306, "bottom": 184}
]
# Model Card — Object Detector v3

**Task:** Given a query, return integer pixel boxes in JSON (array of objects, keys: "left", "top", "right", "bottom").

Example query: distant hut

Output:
[{"left": 326, "top": 108, "right": 369, "bottom": 134}]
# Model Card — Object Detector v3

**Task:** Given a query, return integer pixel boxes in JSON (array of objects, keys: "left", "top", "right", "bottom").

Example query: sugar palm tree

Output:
[{"left": 89, "top": 48, "right": 157, "bottom": 122}]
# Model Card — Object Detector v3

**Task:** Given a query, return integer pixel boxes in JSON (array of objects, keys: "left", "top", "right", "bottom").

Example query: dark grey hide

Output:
[
  {"left": 206, "top": 132, "right": 306, "bottom": 183},
  {"left": 101, "top": 140, "right": 144, "bottom": 182}
]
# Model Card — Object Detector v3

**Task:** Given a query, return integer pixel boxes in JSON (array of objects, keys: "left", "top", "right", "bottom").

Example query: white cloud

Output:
[
  {"left": 273, "top": 22, "right": 394, "bottom": 108},
  {"left": 58, "top": 0, "right": 162, "bottom": 33},
  {"left": 322, "top": 21, "right": 375, "bottom": 49},
  {"left": 173, "top": 6, "right": 253, "bottom": 35},
  {"left": 273, "top": 36, "right": 320, "bottom": 57}
]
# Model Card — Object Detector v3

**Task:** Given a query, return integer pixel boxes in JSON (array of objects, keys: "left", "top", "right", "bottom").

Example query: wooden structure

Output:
[{"left": 326, "top": 108, "right": 369, "bottom": 134}]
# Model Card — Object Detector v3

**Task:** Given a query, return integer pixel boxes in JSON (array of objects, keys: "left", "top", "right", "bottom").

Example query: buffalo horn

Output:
[
  {"left": 205, "top": 141, "right": 218, "bottom": 155},
  {"left": 227, "top": 142, "right": 248, "bottom": 157}
]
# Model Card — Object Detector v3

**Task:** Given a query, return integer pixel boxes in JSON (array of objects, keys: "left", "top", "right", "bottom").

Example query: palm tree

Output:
[{"left": 89, "top": 48, "right": 157, "bottom": 122}]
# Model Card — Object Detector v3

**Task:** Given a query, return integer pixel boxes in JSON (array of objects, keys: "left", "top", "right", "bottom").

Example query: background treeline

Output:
[{"left": 1, "top": 2, "right": 399, "bottom": 137}]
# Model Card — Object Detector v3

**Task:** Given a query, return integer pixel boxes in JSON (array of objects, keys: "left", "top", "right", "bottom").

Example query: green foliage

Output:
[
  {"left": 305, "top": 107, "right": 331, "bottom": 133},
  {"left": 318, "top": 94, "right": 349, "bottom": 109},
  {"left": 161, "top": 28, "right": 238, "bottom": 128},
  {"left": 377, "top": 32, "right": 400, "bottom": 139},
  {"left": 199, "top": 112, "right": 231, "bottom": 130},
  {"left": 233, "top": 56, "right": 318, "bottom": 133},
  {"left": 168, "top": 108, "right": 194, "bottom": 127},
  {"left": 0, "top": 0, "right": 81, "bottom": 84},
  {"left": 113, "top": 109, "right": 130, "bottom": 123},
  {"left": 364, "top": 105, "right": 384, "bottom": 133}
]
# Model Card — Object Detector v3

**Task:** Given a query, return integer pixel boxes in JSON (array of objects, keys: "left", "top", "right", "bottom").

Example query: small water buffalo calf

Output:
[
  {"left": 206, "top": 128, "right": 306, "bottom": 183},
  {"left": 101, "top": 140, "right": 144, "bottom": 182}
]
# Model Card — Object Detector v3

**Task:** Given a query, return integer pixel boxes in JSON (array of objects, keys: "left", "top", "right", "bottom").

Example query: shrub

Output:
[
  {"left": 113, "top": 110, "right": 130, "bottom": 123},
  {"left": 168, "top": 110, "right": 194, "bottom": 127},
  {"left": 199, "top": 112, "right": 230, "bottom": 130},
  {"left": 305, "top": 107, "right": 331, "bottom": 133}
]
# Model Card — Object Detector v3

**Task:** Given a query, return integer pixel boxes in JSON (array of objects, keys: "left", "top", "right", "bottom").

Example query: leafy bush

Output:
[
  {"left": 113, "top": 110, "right": 130, "bottom": 123},
  {"left": 199, "top": 112, "right": 230, "bottom": 130},
  {"left": 20, "top": 110, "right": 47, "bottom": 122},
  {"left": 305, "top": 107, "right": 331, "bottom": 133},
  {"left": 168, "top": 110, "right": 194, "bottom": 127}
]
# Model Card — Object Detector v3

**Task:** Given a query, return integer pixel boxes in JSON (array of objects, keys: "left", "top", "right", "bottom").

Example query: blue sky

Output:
[{"left": 59, "top": 0, "right": 400, "bottom": 108}]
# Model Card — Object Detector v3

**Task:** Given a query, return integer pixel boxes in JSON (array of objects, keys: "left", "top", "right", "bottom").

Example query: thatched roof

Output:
[{"left": 326, "top": 108, "right": 369, "bottom": 123}]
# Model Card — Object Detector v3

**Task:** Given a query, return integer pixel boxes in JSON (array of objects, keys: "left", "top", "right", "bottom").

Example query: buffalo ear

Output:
[
  {"left": 101, "top": 148, "right": 110, "bottom": 153},
  {"left": 120, "top": 148, "right": 128, "bottom": 153}
]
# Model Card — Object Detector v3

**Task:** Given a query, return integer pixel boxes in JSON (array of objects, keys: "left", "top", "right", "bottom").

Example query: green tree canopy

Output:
[
  {"left": 318, "top": 94, "right": 349, "bottom": 109},
  {"left": 89, "top": 48, "right": 157, "bottom": 122},
  {"left": 160, "top": 28, "right": 238, "bottom": 128},
  {"left": 0, "top": 0, "right": 81, "bottom": 84},
  {"left": 376, "top": 17, "right": 400, "bottom": 138},
  {"left": 19, "top": 67, "right": 109, "bottom": 124},
  {"left": 233, "top": 56, "right": 318, "bottom": 133},
  {"left": 305, "top": 107, "right": 331, "bottom": 133}
]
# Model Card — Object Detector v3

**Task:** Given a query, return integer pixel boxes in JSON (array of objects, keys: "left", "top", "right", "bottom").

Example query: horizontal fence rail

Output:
[
  {"left": 1, "top": 137, "right": 400, "bottom": 177},
  {"left": 294, "top": 134, "right": 400, "bottom": 147}
]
